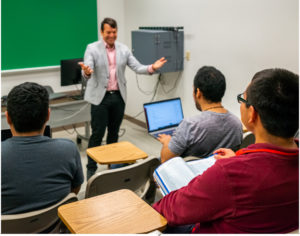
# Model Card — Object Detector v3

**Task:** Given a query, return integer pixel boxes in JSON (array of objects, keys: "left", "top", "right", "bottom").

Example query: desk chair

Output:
[
  {"left": 1, "top": 192, "right": 78, "bottom": 233},
  {"left": 240, "top": 131, "right": 255, "bottom": 149},
  {"left": 294, "top": 130, "right": 299, "bottom": 139},
  {"left": 85, "top": 156, "right": 160, "bottom": 203},
  {"left": 288, "top": 229, "right": 299, "bottom": 234}
]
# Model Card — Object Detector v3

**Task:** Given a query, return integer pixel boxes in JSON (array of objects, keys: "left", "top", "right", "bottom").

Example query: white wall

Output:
[
  {"left": 98, "top": 0, "right": 125, "bottom": 42},
  {"left": 122, "top": 0, "right": 299, "bottom": 120},
  {"left": 2, "top": 0, "right": 298, "bottom": 122}
]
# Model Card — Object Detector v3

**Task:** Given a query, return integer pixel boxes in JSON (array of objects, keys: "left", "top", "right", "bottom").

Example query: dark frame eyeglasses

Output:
[{"left": 237, "top": 93, "right": 250, "bottom": 106}]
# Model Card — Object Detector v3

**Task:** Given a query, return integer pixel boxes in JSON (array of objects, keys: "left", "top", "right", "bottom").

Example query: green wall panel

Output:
[{"left": 2, "top": 0, "right": 98, "bottom": 70}]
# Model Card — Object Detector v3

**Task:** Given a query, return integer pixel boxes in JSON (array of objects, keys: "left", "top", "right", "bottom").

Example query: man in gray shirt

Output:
[
  {"left": 2, "top": 82, "right": 84, "bottom": 214},
  {"left": 158, "top": 66, "right": 243, "bottom": 163}
]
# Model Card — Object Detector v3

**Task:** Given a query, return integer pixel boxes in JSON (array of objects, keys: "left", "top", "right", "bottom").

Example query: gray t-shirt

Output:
[
  {"left": 169, "top": 111, "right": 243, "bottom": 158},
  {"left": 1, "top": 136, "right": 84, "bottom": 214}
]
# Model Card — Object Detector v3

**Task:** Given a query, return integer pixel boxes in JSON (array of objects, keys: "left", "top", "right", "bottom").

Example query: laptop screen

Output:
[{"left": 144, "top": 98, "right": 184, "bottom": 132}]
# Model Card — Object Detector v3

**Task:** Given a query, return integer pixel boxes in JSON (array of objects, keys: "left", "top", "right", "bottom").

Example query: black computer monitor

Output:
[
  {"left": 1, "top": 125, "right": 52, "bottom": 142},
  {"left": 60, "top": 58, "right": 83, "bottom": 86}
]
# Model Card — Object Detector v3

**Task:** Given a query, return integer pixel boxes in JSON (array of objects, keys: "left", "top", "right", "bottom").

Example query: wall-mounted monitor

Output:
[{"left": 60, "top": 58, "right": 83, "bottom": 86}]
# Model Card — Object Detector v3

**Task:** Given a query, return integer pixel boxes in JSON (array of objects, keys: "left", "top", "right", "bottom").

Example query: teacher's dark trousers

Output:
[{"left": 86, "top": 91, "right": 125, "bottom": 179}]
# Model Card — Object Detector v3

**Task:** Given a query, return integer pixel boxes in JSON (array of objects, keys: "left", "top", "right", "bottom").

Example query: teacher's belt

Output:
[{"left": 106, "top": 90, "right": 120, "bottom": 94}]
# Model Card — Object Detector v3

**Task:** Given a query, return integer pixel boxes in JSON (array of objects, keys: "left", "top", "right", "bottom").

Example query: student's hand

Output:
[
  {"left": 78, "top": 62, "right": 94, "bottom": 77},
  {"left": 153, "top": 177, "right": 160, "bottom": 189},
  {"left": 157, "top": 134, "right": 172, "bottom": 145},
  {"left": 152, "top": 57, "right": 167, "bottom": 71},
  {"left": 213, "top": 148, "right": 236, "bottom": 159}
]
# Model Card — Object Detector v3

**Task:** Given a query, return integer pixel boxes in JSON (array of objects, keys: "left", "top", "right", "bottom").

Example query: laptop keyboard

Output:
[{"left": 153, "top": 129, "right": 174, "bottom": 138}]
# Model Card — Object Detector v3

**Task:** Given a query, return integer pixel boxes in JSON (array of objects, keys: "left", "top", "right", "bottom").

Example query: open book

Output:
[{"left": 153, "top": 155, "right": 216, "bottom": 196}]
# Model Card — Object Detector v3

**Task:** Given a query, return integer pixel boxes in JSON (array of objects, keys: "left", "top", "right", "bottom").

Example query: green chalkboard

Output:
[{"left": 2, "top": 0, "right": 98, "bottom": 70}]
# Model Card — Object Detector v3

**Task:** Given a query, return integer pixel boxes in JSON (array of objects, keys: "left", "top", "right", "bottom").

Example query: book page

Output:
[
  {"left": 154, "top": 157, "right": 196, "bottom": 195},
  {"left": 187, "top": 155, "right": 216, "bottom": 176}
]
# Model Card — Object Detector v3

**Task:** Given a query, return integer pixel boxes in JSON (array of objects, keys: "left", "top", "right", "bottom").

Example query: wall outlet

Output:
[{"left": 186, "top": 51, "right": 190, "bottom": 61}]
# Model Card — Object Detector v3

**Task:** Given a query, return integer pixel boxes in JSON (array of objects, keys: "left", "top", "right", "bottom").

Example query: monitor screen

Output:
[{"left": 60, "top": 58, "right": 83, "bottom": 86}]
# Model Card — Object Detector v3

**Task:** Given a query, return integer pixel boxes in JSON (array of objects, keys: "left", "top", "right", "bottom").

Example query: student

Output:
[
  {"left": 79, "top": 17, "right": 167, "bottom": 179},
  {"left": 158, "top": 66, "right": 243, "bottom": 163},
  {"left": 153, "top": 68, "right": 299, "bottom": 233},
  {"left": 2, "top": 82, "right": 84, "bottom": 214}
]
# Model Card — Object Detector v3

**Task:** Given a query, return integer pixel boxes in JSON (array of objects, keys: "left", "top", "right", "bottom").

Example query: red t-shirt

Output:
[{"left": 153, "top": 142, "right": 299, "bottom": 233}]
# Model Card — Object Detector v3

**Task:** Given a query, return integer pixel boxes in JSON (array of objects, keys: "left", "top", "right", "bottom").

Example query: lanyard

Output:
[{"left": 236, "top": 148, "right": 298, "bottom": 156}]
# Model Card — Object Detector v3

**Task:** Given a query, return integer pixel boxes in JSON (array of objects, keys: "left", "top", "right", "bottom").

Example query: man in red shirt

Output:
[{"left": 153, "top": 68, "right": 299, "bottom": 233}]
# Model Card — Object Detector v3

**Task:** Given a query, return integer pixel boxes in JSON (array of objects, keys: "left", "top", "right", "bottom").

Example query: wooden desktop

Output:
[
  {"left": 58, "top": 189, "right": 167, "bottom": 234},
  {"left": 87, "top": 141, "right": 148, "bottom": 166}
]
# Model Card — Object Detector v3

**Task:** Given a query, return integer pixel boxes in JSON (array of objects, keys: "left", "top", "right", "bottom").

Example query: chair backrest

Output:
[
  {"left": 1, "top": 192, "right": 78, "bottom": 233},
  {"left": 43, "top": 85, "right": 54, "bottom": 94},
  {"left": 85, "top": 156, "right": 160, "bottom": 199},
  {"left": 239, "top": 131, "right": 255, "bottom": 149},
  {"left": 288, "top": 229, "right": 299, "bottom": 234},
  {"left": 294, "top": 130, "right": 299, "bottom": 139}
]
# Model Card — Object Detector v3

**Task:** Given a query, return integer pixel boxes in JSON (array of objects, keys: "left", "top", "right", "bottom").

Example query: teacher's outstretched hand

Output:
[
  {"left": 152, "top": 57, "right": 167, "bottom": 71},
  {"left": 78, "top": 62, "right": 94, "bottom": 77}
]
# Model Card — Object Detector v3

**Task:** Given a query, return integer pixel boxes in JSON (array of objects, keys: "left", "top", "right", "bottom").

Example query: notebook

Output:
[{"left": 143, "top": 98, "right": 184, "bottom": 138}]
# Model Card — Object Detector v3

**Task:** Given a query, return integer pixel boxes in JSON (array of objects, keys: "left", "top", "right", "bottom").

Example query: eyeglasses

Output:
[{"left": 237, "top": 93, "right": 250, "bottom": 106}]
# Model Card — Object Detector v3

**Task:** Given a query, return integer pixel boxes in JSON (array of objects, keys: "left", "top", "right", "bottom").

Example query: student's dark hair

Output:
[
  {"left": 101, "top": 17, "right": 117, "bottom": 31},
  {"left": 7, "top": 82, "right": 49, "bottom": 133},
  {"left": 246, "top": 68, "right": 299, "bottom": 138},
  {"left": 193, "top": 66, "right": 226, "bottom": 102}
]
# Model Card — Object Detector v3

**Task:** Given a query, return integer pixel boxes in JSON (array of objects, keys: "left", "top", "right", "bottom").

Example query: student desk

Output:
[
  {"left": 58, "top": 189, "right": 167, "bottom": 234},
  {"left": 1, "top": 91, "right": 91, "bottom": 141},
  {"left": 87, "top": 141, "right": 148, "bottom": 167}
]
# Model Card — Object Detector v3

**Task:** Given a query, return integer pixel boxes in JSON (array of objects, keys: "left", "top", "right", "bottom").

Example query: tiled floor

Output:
[{"left": 52, "top": 119, "right": 163, "bottom": 201}]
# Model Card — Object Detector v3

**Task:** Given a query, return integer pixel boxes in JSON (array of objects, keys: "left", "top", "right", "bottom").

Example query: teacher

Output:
[{"left": 79, "top": 17, "right": 167, "bottom": 179}]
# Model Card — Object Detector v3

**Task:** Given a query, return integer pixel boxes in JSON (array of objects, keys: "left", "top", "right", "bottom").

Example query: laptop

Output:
[{"left": 143, "top": 98, "right": 184, "bottom": 138}]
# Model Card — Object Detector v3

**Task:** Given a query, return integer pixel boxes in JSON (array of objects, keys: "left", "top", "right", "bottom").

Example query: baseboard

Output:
[{"left": 51, "top": 115, "right": 146, "bottom": 133}]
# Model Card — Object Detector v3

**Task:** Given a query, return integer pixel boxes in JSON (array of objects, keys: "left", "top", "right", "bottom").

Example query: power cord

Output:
[
  {"left": 62, "top": 126, "right": 76, "bottom": 135},
  {"left": 132, "top": 74, "right": 160, "bottom": 119},
  {"left": 132, "top": 71, "right": 182, "bottom": 118},
  {"left": 159, "top": 71, "right": 182, "bottom": 94},
  {"left": 119, "top": 128, "right": 126, "bottom": 137},
  {"left": 136, "top": 73, "right": 159, "bottom": 95}
]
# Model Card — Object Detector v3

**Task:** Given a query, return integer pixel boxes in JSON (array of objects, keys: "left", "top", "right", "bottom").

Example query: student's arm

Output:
[
  {"left": 158, "top": 119, "right": 191, "bottom": 163},
  {"left": 153, "top": 162, "right": 234, "bottom": 226},
  {"left": 70, "top": 145, "right": 84, "bottom": 195},
  {"left": 158, "top": 134, "right": 178, "bottom": 163}
]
